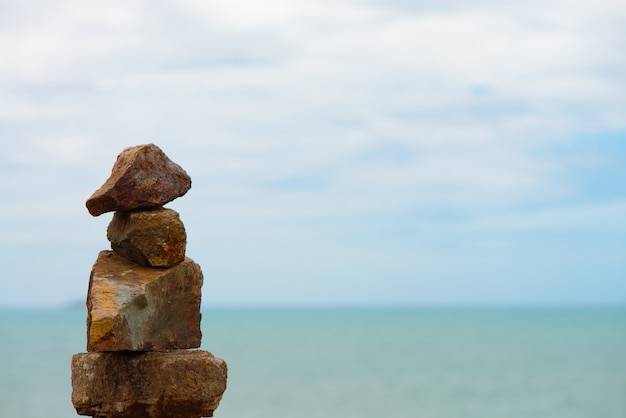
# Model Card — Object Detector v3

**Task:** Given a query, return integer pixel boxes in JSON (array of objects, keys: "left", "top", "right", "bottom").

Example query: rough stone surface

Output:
[
  {"left": 86, "top": 143, "right": 191, "bottom": 216},
  {"left": 72, "top": 350, "right": 227, "bottom": 418},
  {"left": 107, "top": 208, "right": 187, "bottom": 268},
  {"left": 87, "top": 250, "right": 202, "bottom": 352}
]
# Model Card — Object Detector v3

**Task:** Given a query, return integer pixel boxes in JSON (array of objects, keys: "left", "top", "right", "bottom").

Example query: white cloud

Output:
[
  {"left": 1, "top": 0, "right": 625, "bottom": 305},
  {"left": 471, "top": 199, "right": 626, "bottom": 232},
  {"left": 1, "top": 0, "right": 623, "bottom": 205}
]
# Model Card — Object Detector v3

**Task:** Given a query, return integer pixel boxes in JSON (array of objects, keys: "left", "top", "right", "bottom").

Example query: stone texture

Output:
[
  {"left": 72, "top": 350, "right": 227, "bottom": 418},
  {"left": 86, "top": 143, "right": 191, "bottom": 216},
  {"left": 87, "top": 250, "right": 202, "bottom": 352},
  {"left": 107, "top": 208, "right": 187, "bottom": 268}
]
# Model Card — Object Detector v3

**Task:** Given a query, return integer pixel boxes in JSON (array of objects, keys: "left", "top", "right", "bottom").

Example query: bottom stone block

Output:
[{"left": 71, "top": 350, "right": 227, "bottom": 418}]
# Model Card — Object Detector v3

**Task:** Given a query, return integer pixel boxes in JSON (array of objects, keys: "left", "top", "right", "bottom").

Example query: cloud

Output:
[
  {"left": 1, "top": 0, "right": 625, "bottom": 305},
  {"left": 2, "top": 0, "right": 624, "bottom": 212}
]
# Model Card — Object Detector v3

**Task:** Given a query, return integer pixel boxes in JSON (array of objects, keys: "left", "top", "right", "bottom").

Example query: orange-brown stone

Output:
[
  {"left": 71, "top": 350, "right": 227, "bottom": 418},
  {"left": 86, "top": 143, "right": 191, "bottom": 216},
  {"left": 87, "top": 251, "right": 202, "bottom": 352},
  {"left": 107, "top": 208, "right": 186, "bottom": 268}
]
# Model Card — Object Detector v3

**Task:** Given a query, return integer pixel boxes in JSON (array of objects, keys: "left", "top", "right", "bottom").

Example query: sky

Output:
[{"left": 0, "top": 0, "right": 624, "bottom": 308}]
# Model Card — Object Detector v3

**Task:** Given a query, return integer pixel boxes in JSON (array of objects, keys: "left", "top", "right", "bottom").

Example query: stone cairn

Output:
[{"left": 71, "top": 144, "right": 227, "bottom": 418}]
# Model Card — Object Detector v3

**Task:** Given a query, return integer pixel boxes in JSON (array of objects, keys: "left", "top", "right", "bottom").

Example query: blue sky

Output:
[{"left": 0, "top": 0, "right": 624, "bottom": 307}]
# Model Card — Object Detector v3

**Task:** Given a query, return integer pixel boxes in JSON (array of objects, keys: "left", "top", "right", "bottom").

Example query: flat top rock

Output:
[
  {"left": 87, "top": 250, "right": 203, "bottom": 352},
  {"left": 86, "top": 144, "right": 191, "bottom": 216}
]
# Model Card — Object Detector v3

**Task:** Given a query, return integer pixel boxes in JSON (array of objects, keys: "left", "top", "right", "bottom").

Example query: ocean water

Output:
[{"left": 0, "top": 307, "right": 624, "bottom": 418}]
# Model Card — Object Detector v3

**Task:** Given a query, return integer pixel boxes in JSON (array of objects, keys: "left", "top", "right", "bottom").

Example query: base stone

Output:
[{"left": 71, "top": 350, "right": 227, "bottom": 418}]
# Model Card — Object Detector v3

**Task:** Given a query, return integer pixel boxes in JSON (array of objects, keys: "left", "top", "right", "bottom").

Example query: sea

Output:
[{"left": 0, "top": 306, "right": 624, "bottom": 418}]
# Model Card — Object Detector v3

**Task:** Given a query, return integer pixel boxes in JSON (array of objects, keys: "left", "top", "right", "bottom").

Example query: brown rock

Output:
[
  {"left": 86, "top": 143, "right": 191, "bottom": 216},
  {"left": 107, "top": 208, "right": 187, "bottom": 268},
  {"left": 71, "top": 350, "right": 227, "bottom": 418},
  {"left": 87, "top": 251, "right": 202, "bottom": 352}
]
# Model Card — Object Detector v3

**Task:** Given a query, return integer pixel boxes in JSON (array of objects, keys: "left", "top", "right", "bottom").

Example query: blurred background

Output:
[
  {"left": 0, "top": 0, "right": 624, "bottom": 417},
  {"left": 1, "top": 0, "right": 625, "bottom": 308}
]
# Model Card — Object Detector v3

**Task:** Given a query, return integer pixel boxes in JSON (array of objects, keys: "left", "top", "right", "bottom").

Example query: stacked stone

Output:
[{"left": 71, "top": 144, "right": 227, "bottom": 418}]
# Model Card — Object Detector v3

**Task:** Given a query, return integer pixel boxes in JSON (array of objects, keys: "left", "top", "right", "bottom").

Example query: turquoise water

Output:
[{"left": 0, "top": 307, "right": 624, "bottom": 417}]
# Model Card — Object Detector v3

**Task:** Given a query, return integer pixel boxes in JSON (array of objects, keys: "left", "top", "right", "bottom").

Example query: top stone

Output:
[{"left": 86, "top": 144, "right": 191, "bottom": 216}]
